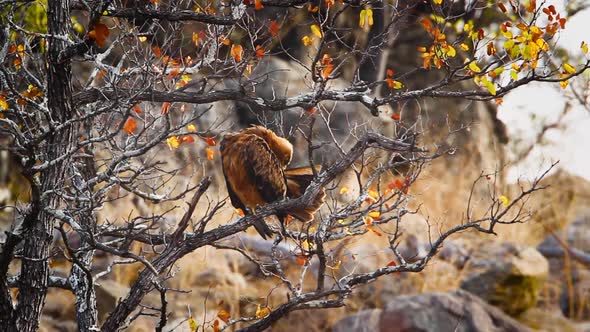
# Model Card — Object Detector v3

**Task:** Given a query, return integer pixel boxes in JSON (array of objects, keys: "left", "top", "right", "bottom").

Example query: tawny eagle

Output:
[{"left": 220, "top": 126, "right": 325, "bottom": 238}]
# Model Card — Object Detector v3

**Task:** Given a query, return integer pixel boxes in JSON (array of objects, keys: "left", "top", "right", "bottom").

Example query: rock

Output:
[
  {"left": 517, "top": 307, "right": 579, "bottom": 332},
  {"left": 39, "top": 316, "right": 78, "bottom": 332},
  {"left": 460, "top": 242, "right": 548, "bottom": 316},
  {"left": 332, "top": 290, "right": 531, "bottom": 332},
  {"left": 332, "top": 309, "right": 382, "bottom": 332},
  {"left": 95, "top": 279, "right": 130, "bottom": 320},
  {"left": 566, "top": 213, "right": 590, "bottom": 252}
]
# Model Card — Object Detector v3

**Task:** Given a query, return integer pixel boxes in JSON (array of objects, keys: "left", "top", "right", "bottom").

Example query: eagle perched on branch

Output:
[{"left": 220, "top": 126, "right": 325, "bottom": 239}]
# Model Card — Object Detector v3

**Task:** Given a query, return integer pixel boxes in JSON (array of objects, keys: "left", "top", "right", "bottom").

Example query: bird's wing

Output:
[
  {"left": 242, "top": 134, "right": 287, "bottom": 203},
  {"left": 220, "top": 133, "right": 286, "bottom": 207}
]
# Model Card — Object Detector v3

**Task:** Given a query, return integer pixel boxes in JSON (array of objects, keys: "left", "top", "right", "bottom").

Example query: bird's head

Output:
[{"left": 243, "top": 126, "right": 293, "bottom": 167}]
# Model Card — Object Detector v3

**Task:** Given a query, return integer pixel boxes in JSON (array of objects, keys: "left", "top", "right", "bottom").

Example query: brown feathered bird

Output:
[{"left": 220, "top": 126, "right": 325, "bottom": 239}]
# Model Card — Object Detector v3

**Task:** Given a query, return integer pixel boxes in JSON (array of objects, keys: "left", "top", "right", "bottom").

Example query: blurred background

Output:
[{"left": 1, "top": 0, "right": 590, "bottom": 331}]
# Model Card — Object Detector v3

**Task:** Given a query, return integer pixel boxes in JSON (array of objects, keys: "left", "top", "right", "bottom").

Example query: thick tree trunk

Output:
[{"left": 12, "top": 0, "right": 77, "bottom": 330}]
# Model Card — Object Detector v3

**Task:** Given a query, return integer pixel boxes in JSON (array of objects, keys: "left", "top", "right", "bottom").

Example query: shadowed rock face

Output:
[
  {"left": 459, "top": 243, "right": 549, "bottom": 316},
  {"left": 332, "top": 290, "right": 532, "bottom": 332}
]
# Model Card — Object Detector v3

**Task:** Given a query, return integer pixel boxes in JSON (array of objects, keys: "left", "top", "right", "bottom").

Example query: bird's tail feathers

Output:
[{"left": 284, "top": 165, "right": 325, "bottom": 223}]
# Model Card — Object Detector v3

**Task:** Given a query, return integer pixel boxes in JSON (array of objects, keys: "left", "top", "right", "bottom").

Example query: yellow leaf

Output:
[
  {"left": 167, "top": 136, "right": 180, "bottom": 150},
  {"left": 468, "top": 61, "right": 481, "bottom": 73},
  {"left": 484, "top": 81, "right": 497, "bottom": 95},
  {"left": 563, "top": 63, "right": 575, "bottom": 75},
  {"left": 433, "top": 0, "right": 443, "bottom": 4},
  {"left": 493, "top": 67, "right": 505, "bottom": 76},
  {"left": 460, "top": 43, "right": 469, "bottom": 51},
  {"left": 255, "top": 305, "right": 271, "bottom": 319},
  {"left": 0, "top": 96, "right": 8, "bottom": 110},
  {"left": 206, "top": 147, "right": 215, "bottom": 160},
  {"left": 510, "top": 70, "right": 518, "bottom": 81},
  {"left": 217, "top": 309, "right": 231, "bottom": 323},
  {"left": 560, "top": 79, "right": 569, "bottom": 89},
  {"left": 368, "top": 211, "right": 381, "bottom": 218},
  {"left": 359, "top": 10, "right": 366, "bottom": 28},
  {"left": 368, "top": 189, "right": 379, "bottom": 201},
  {"left": 138, "top": 36, "right": 147, "bottom": 42},
  {"left": 187, "top": 124, "right": 197, "bottom": 132},
  {"left": 331, "top": 259, "right": 342, "bottom": 270},
  {"left": 311, "top": 24, "right": 322, "bottom": 38},
  {"left": 339, "top": 186, "right": 349, "bottom": 194},
  {"left": 446, "top": 45, "right": 456, "bottom": 57},
  {"left": 582, "top": 41, "right": 589, "bottom": 54},
  {"left": 188, "top": 317, "right": 198, "bottom": 332},
  {"left": 499, "top": 195, "right": 510, "bottom": 207},
  {"left": 301, "top": 35, "right": 313, "bottom": 46}
]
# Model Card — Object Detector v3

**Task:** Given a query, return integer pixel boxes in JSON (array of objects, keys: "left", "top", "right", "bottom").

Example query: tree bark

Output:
[{"left": 12, "top": 0, "right": 77, "bottom": 330}]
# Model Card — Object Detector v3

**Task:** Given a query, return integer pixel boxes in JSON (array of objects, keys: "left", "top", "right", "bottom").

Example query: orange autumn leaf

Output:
[
  {"left": 254, "top": 0, "right": 263, "bottom": 10},
  {"left": 206, "top": 147, "right": 215, "bottom": 160},
  {"left": 181, "top": 135, "right": 195, "bottom": 143},
  {"left": 235, "top": 208, "right": 245, "bottom": 217},
  {"left": 526, "top": 0, "right": 536, "bottom": 13},
  {"left": 132, "top": 104, "right": 142, "bottom": 114},
  {"left": 387, "top": 260, "right": 397, "bottom": 267},
  {"left": 213, "top": 320, "right": 220, "bottom": 332},
  {"left": 308, "top": 4, "right": 319, "bottom": 13},
  {"left": 269, "top": 20, "right": 280, "bottom": 37},
  {"left": 88, "top": 23, "right": 109, "bottom": 47},
  {"left": 391, "top": 112, "right": 400, "bottom": 121},
  {"left": 205, "top": 137, "right": 216, "bottom": 146},
  {"left": 386, "top": 68, "right": 394, "bottom": 77},
  {"left": 123, "top": 117, "right": 137, "bottom": 135},
  {"left": 167, "top": 68, "right": 180, "bottom": 79},
  {"left": 152, "top": 46, "right": 162, "bottom": 58},
  {"left": 296, "top": 255, "right": 308, "bottom": 266},
  {"left": 160, "top": 102, "right": 171, "bottom": 114},
  {"left": 231, "top": 44, "right": 243, "bottom": 62},
  {"left": 217, "top": 309, "right": 231, "bottom": 323},
  {"left": 367, "top": 225, "right": 382, "bottom": 236},
  {"left": 321, "top": 54, "right": 333, "bottom": 79},
  {"left": 255, "top": 305, "right": 271, "bottom": 319},
  {"left": 255, "top": 45, "right": 264, "bottom": 60}
]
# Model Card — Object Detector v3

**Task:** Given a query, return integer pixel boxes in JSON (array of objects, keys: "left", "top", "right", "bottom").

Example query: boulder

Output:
[
  {"left": 332, "top": 290, "right": 531, "bottom": 332},
  {"left": 460, "top": 242, "right": 549, "bottom": 315},
  {"left": 517, "top": 307, "right": 579, "bottom": 332}
]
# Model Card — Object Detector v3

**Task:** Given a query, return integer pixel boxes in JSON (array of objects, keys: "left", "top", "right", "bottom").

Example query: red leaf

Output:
[
  {"left": 269, "top": 20, "right": 280, "bottom": 37},
  {"left": 88, "top": 23, "right": 109, "bottom": 47},
  {"left": 255, "top": 0, "right": 263, "bottom": 10},
  {"left": 255, "top": 45, "right": 264, "bottom": 60},
  {"left": 205, "top": 137, "right": 216, "bottom": 146},
  {"left": 132, "top": 104, "right": 142, "bottom": 114}
]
